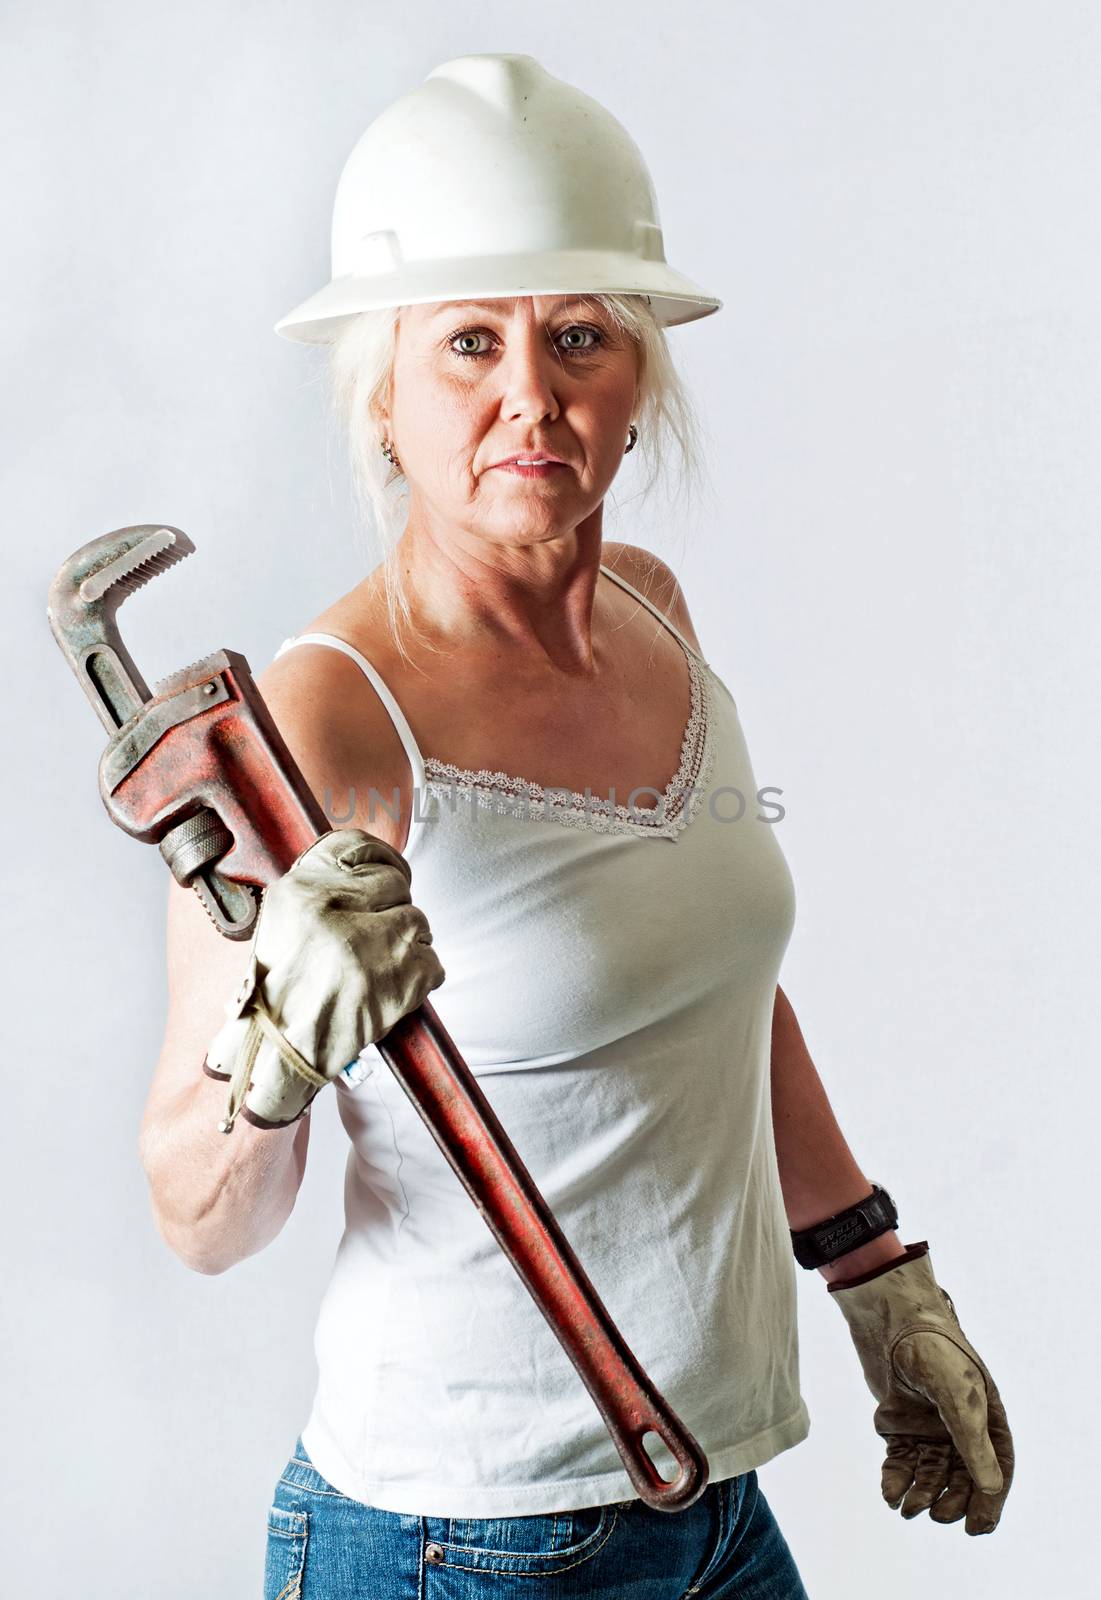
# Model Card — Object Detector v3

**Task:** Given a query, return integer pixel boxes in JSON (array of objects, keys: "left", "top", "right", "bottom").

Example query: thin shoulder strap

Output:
[
  {"left": 274, "top": 632, "right": 427, "bottom": 791},
  {"left": 598, "top": 563, "right": 706, "bottom": 664}
]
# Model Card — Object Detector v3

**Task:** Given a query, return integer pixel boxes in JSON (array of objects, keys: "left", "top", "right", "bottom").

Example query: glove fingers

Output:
[
  {"left": 960, "top": 1385, "right": 1015, "bottom": 1536},
  {"left": 295, "top": 827, "right": 413, "bottom": 885},
  {"left": 984, "top": 1384, "right": 1016, "bottom": 1495},
  {"left": 268, "top": 834, "right": 415, "bottom": 930},
  {"left": 880, "top": 1436, "right": 954, "bottom": 1517},
  {"left": 883, "top": 1436, "right": 1011, "bottom": 1536},
  {"left": 897, "top": 1440, "right": 953, "bottom": 1519},
  {"left": 204, "top": 1011, "right": 252, "bottom": 1078},
  {"left": 276, "top": 862, "right": 414, "bottom": 920},
  {"left": 334, "top": 831, "right": 411, "bottom": 884},
  {"left": 399, "top": 902, "right": 436, "bottom": 946},
  {"left": 879, "top": 1435, "right": 917, "bottom": 1509},
  {"left": 931, "top": 1452, "right": 1013, "bottom": 1537},
  {"left": 928, "top": 1451, "right": 973, "bottom": 1524},
  {"left": 360, "top": 934, "right": 446, "bottom": 1039},
  {"left": 962, "top": 1487, "right": 1010, "bottom": 1536},
  {"left": 893, "top": 1332, "right": 1004, "bottom": 1496}
]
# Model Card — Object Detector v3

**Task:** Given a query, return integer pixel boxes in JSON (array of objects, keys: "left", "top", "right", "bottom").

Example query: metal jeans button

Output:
[{"left": 425, "top": 1542, "right": 445, "bottom": 1564}]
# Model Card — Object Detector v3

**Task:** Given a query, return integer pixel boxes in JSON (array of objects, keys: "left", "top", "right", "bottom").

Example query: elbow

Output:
[
  {"left": 136, "top": 1108, "right": 302, "bottom": 1276},
  {"left": 182, "top": 1248, "right": 234, "bottom": 1278},
  {"left": 137, "top": 1113, "right": 233, "bottom": 1273},
  {"left": 138, "top": 1138, "right": 238, "bottom": 1277},
  {"left": 151, "top": 1205, "right": 239, "bottom": 1276}
]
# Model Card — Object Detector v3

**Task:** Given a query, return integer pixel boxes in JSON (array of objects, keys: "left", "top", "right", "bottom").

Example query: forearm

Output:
[
  {"left": 139, "top": 1070, "right": 307, "bottom": 1275},
  {"left": 770, "top": 984, "right": 906, "bottom": 1284}
]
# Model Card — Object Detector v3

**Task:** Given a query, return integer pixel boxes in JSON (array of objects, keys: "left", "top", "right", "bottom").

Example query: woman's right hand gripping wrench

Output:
[{"left": 203, "top": 828, "right": 445, "bottom": 1133}]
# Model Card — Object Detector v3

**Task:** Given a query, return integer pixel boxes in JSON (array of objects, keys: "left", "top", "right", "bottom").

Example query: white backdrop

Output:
[{"left": 5, "top": 2, "right": 1097, "bottom": 1595}]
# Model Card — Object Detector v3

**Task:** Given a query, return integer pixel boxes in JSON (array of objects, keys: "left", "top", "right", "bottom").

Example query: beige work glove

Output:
[
  {"left": 203, "top": 828, "right": 445, "bottom": 1134},
  {"left": 828, "top": 1241, "right": 1014, "bottom": 1535}
]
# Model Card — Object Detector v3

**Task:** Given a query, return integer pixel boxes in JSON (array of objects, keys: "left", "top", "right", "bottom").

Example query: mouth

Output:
[{"left": 491, "top": 460, "right": 569, "bottom": 478}]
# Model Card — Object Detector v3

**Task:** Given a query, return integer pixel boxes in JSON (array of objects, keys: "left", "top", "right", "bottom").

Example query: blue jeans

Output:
[{"left": 264, "top": 1436, "right": 809, "bottom": 1599}]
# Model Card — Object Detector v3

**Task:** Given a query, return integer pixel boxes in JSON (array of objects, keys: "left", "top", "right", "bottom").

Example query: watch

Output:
[{"left": 790, "top": 1182, "right": 899, "bottom": 1270}]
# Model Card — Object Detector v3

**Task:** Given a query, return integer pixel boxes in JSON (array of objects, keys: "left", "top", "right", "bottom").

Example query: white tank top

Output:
[{"left": 273, "top": 564, "right": 810, "bottom": 1518}]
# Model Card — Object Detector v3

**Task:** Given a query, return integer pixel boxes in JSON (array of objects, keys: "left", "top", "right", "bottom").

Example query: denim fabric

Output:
[{"left": 264, "top": 1436, "right": 809, "bottom": 1599}]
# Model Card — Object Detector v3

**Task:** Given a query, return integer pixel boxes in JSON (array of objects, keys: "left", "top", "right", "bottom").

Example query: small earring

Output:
[
  {"left": 380, "top": 438, "right": 398, "bottom": 466},
  {"left": 624, "top": 424, "right": 638, "bottom": 455}
]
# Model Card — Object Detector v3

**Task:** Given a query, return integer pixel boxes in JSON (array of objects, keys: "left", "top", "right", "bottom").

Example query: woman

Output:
[{"left": 140, "top": 53, "right": 1013, "bottom": 1599}]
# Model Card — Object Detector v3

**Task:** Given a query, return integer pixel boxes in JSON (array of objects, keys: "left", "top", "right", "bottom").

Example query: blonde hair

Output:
[{"left": 322, "top": 294, "right": 712, "bottom": 664}]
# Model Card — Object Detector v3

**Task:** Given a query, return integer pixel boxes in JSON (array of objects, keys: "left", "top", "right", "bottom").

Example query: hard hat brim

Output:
[{"left": 273, "top": 249, "right": 722, "bottom": 344}]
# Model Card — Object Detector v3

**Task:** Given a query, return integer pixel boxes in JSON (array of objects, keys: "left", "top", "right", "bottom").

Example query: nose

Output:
[{"left": 497, "top": 325, "right": 562, "bottom": 426}]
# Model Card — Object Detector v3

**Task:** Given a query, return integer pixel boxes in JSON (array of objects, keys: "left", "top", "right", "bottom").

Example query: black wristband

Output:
[{"left": 790, "top": 1182, "right": 899, "bottom": 1269}]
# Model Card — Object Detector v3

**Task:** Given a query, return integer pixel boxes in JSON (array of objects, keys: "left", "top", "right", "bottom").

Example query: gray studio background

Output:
[{"left": 5, "top": 2, "right": 1097, "bottom": 1596}]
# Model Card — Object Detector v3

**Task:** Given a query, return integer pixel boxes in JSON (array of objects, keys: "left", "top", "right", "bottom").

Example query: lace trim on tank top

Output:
[{"left": 421, "top": 646, "right": 715, "bottom": 841}]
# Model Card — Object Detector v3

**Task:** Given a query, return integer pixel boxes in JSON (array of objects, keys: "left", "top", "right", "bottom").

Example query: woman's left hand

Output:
[{"left": 827, "top": 1243, "right": 1014, "bottom": 1535}]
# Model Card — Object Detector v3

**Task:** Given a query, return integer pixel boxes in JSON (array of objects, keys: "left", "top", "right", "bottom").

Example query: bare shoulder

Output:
[
  {"left": 600, "top": 541, "right": 704, "bottom": 655},
  {"left": 267, "top": 588, "right": 429, "bottom": 790},
  {"left": 257, "top": 629, "right": 399, "bottom": 798}
]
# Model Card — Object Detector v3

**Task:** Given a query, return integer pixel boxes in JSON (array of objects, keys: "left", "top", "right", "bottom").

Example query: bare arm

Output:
[
  {"left": 138, "top": 648, "right": 376, "bottom": 1275},
  {"left": 770, "top": 984, "right": 907, "bottom": 1284},
  {"left": 138, "top": 876, "right": 311, "bottom": 1275}
]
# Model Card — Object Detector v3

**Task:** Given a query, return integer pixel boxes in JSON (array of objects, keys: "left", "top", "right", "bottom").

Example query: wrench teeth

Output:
[
  {"left": 79, "top": 528, "right": 192, "bottom": 604},
  {"left": 112, "top": 547, "right": 185, "bottom": 598},
  {"left": 152, "top": 653, "right": 221, "bottom": 694}
]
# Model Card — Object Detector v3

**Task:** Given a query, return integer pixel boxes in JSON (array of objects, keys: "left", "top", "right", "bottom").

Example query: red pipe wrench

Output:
[{"left": 47, "top": 523, "right": 709, "bottom": 1513}]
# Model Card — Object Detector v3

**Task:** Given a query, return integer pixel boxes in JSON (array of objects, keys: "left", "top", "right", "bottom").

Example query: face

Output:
[{"left": 380, "top": 294, "right": 640, "bottom": 548}]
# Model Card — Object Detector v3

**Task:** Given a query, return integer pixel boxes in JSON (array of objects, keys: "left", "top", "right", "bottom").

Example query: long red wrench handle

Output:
[{"left": 47, "top": 525, "right": 709, "bottom": 1513}]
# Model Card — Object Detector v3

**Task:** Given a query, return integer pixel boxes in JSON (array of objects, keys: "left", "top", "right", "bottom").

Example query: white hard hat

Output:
[{"left": 274, "top": 53, "right": 722, "bottom": 344}]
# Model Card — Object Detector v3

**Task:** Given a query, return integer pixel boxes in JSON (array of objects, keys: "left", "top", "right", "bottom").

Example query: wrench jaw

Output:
[
  {"left": 46, "top": 524, "right": 265, "bottom": 938},
  {"left": 46, "top": 524, "right": 196, "bottom": 733}
]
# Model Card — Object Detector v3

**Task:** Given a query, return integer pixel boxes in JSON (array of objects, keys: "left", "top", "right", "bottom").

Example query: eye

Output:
[
  {"left": 450, "top": 329, "right": 494, "bottom": 358},
  {"left": 556, "top": 325, "right": 601, "bottom": 353}
]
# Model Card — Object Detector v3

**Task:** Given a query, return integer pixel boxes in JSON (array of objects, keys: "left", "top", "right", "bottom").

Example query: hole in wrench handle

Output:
[{"left": 615, "top": 1411, "right": 710, "bottom": 1513}]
